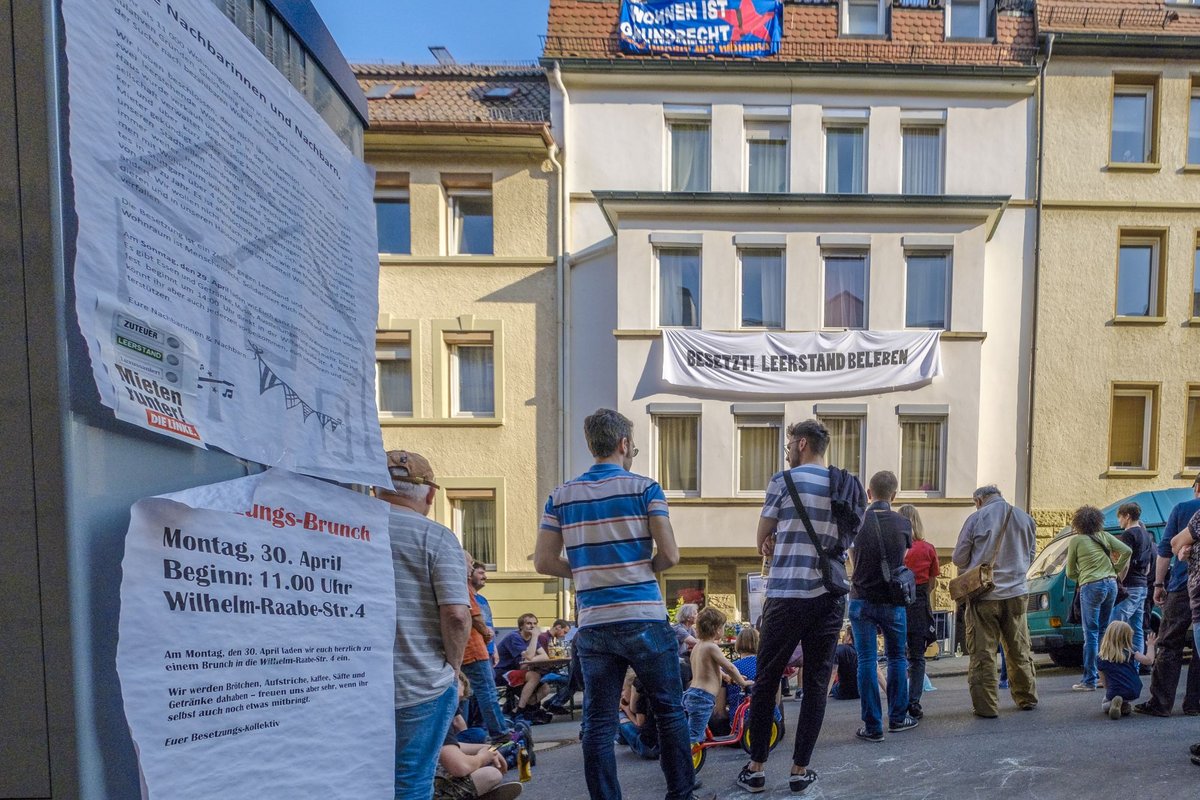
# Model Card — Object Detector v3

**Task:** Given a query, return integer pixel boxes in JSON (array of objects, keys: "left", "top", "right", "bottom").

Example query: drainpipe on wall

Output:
[
  {"left": 550, "top": 61, "right": 573, "bottom": 618},
  {"left": 1024, "top": 33, "right": 1053, "bottom": 513}
]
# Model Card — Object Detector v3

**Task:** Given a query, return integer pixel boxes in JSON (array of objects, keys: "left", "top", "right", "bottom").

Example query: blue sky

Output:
[{"left": 310, "top": 0, "right": 552, "bottom": 65}]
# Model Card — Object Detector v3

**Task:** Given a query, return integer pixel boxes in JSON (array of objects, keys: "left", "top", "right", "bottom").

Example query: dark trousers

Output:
[
  {"left": 748, "top": 593, "right": 844, "bottom": 767},
  {"left": 1147, "top": 589, "right": 1200, "bottom": 713},
  {"left": 906, "top": 584, "right": 932, "bottom": 705}
]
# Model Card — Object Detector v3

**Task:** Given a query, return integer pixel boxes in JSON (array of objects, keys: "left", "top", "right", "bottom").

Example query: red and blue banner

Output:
[{"left": 618, "top": 0, "right": 784, "bottom": 58}]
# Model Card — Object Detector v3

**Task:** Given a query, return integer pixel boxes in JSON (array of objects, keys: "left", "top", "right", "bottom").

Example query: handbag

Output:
[
  {"left": 864, "top": 507, "right": 917, "bottom": 606},
  {"left": 1085, "top": 533, "right": 1130, "bottom": 604},
  {"left": 948, "top": 504, "right": 1014, "bottom": 603},
  {"left": 782, "top": 470, "right": 850, "bottom": 596}
]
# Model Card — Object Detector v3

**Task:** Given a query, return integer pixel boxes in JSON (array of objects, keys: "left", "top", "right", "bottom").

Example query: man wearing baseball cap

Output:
[{"left": 379, "top": 450, "right": 472, "bottom": 799}]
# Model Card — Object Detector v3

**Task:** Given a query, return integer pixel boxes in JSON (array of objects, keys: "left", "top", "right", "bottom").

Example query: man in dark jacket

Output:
[
  {"left": 1112, "top": 502, "right": 1153, "bottom": 656},
  {"left": 848, "top": 471, "right": 916, "bottom": 742}
]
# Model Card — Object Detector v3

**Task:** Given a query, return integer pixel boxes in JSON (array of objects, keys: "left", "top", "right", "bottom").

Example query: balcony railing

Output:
[{"left": 1040, "top": 6, "right": 1176, "bottom": 30}]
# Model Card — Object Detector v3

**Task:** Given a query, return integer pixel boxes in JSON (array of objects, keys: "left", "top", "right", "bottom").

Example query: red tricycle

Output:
[{"left": 690, "top": 693, "right": 785, "bottom": 774}]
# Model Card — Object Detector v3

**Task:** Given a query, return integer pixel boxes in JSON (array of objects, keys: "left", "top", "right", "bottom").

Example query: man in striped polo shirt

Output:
[
  {"left": 738, "top": 419, "right": 865, "bottom": 796},
  {"left": 535, "top": 408, "right": 705, "bottom": 800}
]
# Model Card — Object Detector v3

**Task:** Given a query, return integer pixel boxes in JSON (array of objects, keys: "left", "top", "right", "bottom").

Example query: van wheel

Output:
[{"left": 1048, "top": 645, "right": 1083, "bottom": 669}]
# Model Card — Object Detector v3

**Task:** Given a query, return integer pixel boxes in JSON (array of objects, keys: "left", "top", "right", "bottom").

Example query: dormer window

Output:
[{"left": 842, "top": 0, "right": 886, "bottom": 36}]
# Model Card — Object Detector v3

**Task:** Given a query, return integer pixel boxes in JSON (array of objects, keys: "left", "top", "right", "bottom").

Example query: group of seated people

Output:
[{"left": 493, "top": 614, "right": 576, "bottom": 725}]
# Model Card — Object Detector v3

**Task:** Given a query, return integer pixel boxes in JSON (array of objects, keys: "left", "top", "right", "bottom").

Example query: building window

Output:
[
  {"left": 740, "top": 249, "right": 785, "bottom": 328},
  {"left": 737, "top": 417, "right": 782, "bottom": 493},
  {"left": 1186, "top": 387, "right": 1200, "bottom": 471},
  {"left": 658, "top": 248, "right": 701, "bottom": 327},
  {"left": 824, "top": 253, "right": 868, "bottom": 329},
  {"left": 669, "top": 119, "right": 711, "bottom": 192},
  {"left": 843, "top": 0, "right": 885, "bottom": 35},
  {"left": 947, "top": 0, "right": 987, "bottom": 38},
  {"left": 1111, "top": 78, "right": 1157, "bottom": 164},
  {"left": 902, "top": 126, "right": 944, "bottom": 194},
  {"left": 449, "top": 192, "right": 493, "bottom": 255},
  {"left": 376, "top": 331, "right": 413, "bottom": 416},
  {"left": 746, "top": 121, "right": 788, "bottom": 193},
  {"left": 664, "top": 577, "right": 707, "bottom": 608},
  {"left": 906, "top": 253, "right": 951, "bottom": 329},
  {"left": 1109, "top": 385, "right": 1158, "bottom": 471},
  {"left": 450, "top": 490, "right": 497, "bottom": 570},
  {"left": 1190, "top": 86, "right": 1200, "bottom": 165},
  {"left": 446, "top": 332, "right": 495, "bottom": 417},
  {"left": 1193, "top": 242, "right": 1200, "bottom": 318},
  {"left": 820, "top": 416, "right": 864, "bottom": 477},
  {"left": 900, "top": 417, "right": 945, "bottom": 494},
  {"left": 375, "top": 194, "right": 411, "bottom": 254},
  {"left": 656, "top": 415, "right": 699, "bottom": 494},
  {"left": 1116, "top": 232, "right": 1164, "bottom": 318},
  {"left": 826, "top": 126, "right": 866, "bottom": 193}
]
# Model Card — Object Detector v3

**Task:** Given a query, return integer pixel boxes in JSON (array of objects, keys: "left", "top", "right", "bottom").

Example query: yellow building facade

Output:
[
  {"left": 356, "top": 64, "right": 563, "bottom": 625},
  {"left": 1031, "top": 7, "right": 1200, "bottom": 538}
]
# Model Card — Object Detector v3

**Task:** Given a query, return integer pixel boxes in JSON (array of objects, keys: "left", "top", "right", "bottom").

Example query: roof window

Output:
[{"left": 483, "top": 87, "right": 518, "bottom": 100}]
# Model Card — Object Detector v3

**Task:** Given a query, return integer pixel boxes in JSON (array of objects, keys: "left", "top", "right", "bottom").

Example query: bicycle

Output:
[{"left": 690, "top": 691, "right": 785, "bottom": 774}]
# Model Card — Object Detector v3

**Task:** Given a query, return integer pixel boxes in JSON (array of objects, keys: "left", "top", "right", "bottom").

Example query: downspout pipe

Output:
[
  {"left": 1024, "top": 33, "right": 1053, "bottom": 513},
  {"left": 550, "top": 61, "right": 572, "bottom": 618}
]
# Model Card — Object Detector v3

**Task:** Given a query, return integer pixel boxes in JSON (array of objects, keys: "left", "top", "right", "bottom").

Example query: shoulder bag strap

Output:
[
  {"left": 985, "top": 504, "right": 1014, "bottom": 565},
  {"left": 864, "top": 506, "right": 892, "bottom": 579},
  {"left": 782, "top": 469, "right": 828, "bottom": 558}
]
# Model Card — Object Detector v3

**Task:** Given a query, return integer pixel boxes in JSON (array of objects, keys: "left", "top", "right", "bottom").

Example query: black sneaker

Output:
[
  {"left": 789, "top": 770, "right": 818, "bottom": 794},
  {"left": 908, "top": 701, "right": 924, "bottom": 720},
  {"left": 1133, "top": 702, "right": 1170, "bottom": 718},
  {"left": 855, "top": 727, "right": 884, "bottom": 743},
  {"left": 889, "top": 716, "right": 919, "bottom": 733},
  {"left": 735, "top": 763, "right": 766, "bottom": 793}
]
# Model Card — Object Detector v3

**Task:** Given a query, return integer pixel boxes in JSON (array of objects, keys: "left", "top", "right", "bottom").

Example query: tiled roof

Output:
[
  {"left": 543, "top": 0, "right": 1037, "bottom": 67},
  {"left": 1037, "top": 0, "right": 1200, "bottom": 35},
  {"left": 352, "top": 63, "right": 551, "bottom": 127}
]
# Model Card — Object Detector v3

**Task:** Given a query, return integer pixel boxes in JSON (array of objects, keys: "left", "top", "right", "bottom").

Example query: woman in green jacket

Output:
[{"left": 1066, "top": 506, "right": 1132, "bottom": 692}]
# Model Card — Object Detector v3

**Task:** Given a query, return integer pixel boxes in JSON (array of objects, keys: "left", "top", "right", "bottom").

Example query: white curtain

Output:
[
  {"left": 741, "top": 250, "right": 784, "bottom": 328},
  {"left": 824, "top": 255, "right": 866, "bottom": 328},
  {"left": 376, "top": 355, "right": 412, "bottom": 415},
  {"left": 658, "top": 416, "right": 698, "bottom": 492},
  {"left": 660, "top": 249, "right": 700, "bottom": 327},
  {"left": 903, "top": 128, "right": 942, "bottom": 194},
  {"left": 822, "top": 417, "right": 862, "bottom": 477},
  {"left": 458, "top": 498, "right": 497, "bottom": 567},
  {"left": 905, "top": 254, "right": 948, "bottom": 328},
  {"left": 457, "top": 346, "right": 494, "bottom": 415},
  {"left": 901, "top": 420, "right": 942, "bottom": 492},
  {"left": 749, "top": 140, "right": 787, "bottom": 193},
  {"left": 739, "top": 423, "right": 780, "bottom": 491},
  {"left": 826, "top": 127, "right": 864, "bottom": 193},
  {"left": 671, "top": 123, "right": 711, "bottom": 192}
]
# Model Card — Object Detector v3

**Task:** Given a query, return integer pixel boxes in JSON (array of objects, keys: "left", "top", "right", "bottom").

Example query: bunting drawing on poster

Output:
[
  {"left": 661, "top": 328, "right": 942, "bottom": 395},
  {"left": 61, "top": 0, "right": 388, "bottom": 486},
  {"left": 619, "top": 0, "right": 784, "bottom": 57}
]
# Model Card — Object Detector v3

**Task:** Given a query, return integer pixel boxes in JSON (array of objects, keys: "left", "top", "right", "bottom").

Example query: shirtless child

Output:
[{"left": 684, "top": 607, "right": 753, "bottom": 744}]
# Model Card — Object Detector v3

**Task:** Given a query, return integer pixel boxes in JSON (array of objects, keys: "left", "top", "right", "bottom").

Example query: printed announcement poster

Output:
[
  {"left": 61, "top": 0, "right": 389, "bottom": 486},
  {"left": 116, "top": 470, "right": 395, "bottom": 799}
]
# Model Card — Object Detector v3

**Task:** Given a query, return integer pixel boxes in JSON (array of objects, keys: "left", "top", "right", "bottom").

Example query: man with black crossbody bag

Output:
[{"left": 736, "top": 420, "right": 866, "bottom": 797}]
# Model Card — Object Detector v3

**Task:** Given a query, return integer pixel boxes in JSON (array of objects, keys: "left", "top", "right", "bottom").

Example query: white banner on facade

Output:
[
  {"left": 116, "top": 469, "right": 395, "bottom": 799},
  {"left": 662, "top": 329, "right": 941, "bottom": 395},
  {"left": 61, "top": 0, "right": 390, "bottom": 487}
]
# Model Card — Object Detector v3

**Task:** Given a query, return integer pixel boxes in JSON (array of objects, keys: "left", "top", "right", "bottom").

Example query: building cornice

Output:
[
  {"left": 364, "top": 120, "right": 554, "bottom": 151},
  {"left": 379, "top": 256, "right": 556, "bottom": 268},
  {"left": 1038, "top": 31, "right": 1200, "bottom": 59},
  {"left": 539, "top": 57, "right": 1039, "bottom": 81}
]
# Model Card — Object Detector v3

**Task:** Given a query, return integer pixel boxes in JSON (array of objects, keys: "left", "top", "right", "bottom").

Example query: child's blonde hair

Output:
[
  {"left": 696, "top": 606, "right": 727, "bottom": 639},
  {"left": 1099, "top": 619, "right": 1134, "bottom": 663},
  {"left": 735, "top": 626, "right": 759, "bottom": 655}
]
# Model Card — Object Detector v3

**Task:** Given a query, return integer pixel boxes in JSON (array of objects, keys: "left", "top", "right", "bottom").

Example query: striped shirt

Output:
[
  {"left": 541, "top": 463, "right": 668, "bottom": 628},
  {"left": 761, "top": 464, "right": 839, "bottom": 599}
]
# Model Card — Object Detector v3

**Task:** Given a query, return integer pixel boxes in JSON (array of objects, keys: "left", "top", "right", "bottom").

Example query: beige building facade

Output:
[
  {"left": 356, "top": 64, "right": 563, "bottom": 625},
  {"left": 1031, "top": 4, "right": 1200, "bottom": 538}
]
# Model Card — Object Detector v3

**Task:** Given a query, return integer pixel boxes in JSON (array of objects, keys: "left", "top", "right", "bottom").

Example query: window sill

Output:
[
  {"left": 895, "top": 497, "right": 977, "bottom": 507},
  {"left": 945, "top": 36, "right": 994, "bottom": 44},
  {"left": 1185, "top": 318, "right": 1200, "bottom": 327},
  {"left": 1111, "top": 316, "right": 1167, "bottom": 326},
  {"left": 1179, "top": 469, "right": 1200, "bottom": 479},
  {"left": 1103, "top": 468, "right": 1159, "bottom": 478},
  {"left": 379, "top": 417, "right": 504, "bottom": 427},
  {"left": 1182, "top": 165, "right": 1200, "bottom": 174},
  {"left": 939, "top": 331, "right": 987, "bottom": 341},
  {"left": 669, "top": 497, "right": 766, "bottom": 506},
  {"left": 379, "top": 255, "right": 555, "bottom": 267},
  {"left": 839, "top": 33, "right": 886, "bottom": 40},
  {"left": 1105, "top": 162, "right": 1161, "bottom": 173},
  {"left": 896, "top": 491, "right": 947, "bottom": 501}
]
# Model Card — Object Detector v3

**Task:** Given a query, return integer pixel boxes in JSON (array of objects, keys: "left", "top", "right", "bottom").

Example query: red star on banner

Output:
[{"left": 723, "top": 0, "right": 776, "bottom": 43}]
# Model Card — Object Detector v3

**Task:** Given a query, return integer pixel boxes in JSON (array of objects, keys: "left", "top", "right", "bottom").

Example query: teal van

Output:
[{"left": 1025, "top": 488, "right": 1194, "bottom": 668}]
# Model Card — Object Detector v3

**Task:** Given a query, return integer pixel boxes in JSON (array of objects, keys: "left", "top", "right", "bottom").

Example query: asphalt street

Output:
[{"left": 517, "top": 665, "right": 1200, "bottom": 799}]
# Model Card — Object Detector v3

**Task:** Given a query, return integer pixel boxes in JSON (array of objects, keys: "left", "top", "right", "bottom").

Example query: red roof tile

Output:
[
  {"left": 1037, "top": 0, "right": 1200, "bottom": 35},
  {"left": 353, "top": 64, "right": 550, "bottom": 128}
]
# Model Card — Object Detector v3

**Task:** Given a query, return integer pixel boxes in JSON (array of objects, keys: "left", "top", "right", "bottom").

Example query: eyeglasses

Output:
[{"left": 782, "top": 440, "right": 799, "bottom": 457}]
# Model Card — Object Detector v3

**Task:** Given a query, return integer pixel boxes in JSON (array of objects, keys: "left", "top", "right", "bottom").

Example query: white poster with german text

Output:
[{"left": 116, "top": 469, "right": 394, "bottom": 799}]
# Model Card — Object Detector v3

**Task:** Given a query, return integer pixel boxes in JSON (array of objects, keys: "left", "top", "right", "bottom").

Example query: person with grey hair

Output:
[
  {"left": 952, "top": 485, "right": 1039, "bottom": 718},
  {"left": 673, "top": 603, "right": 699, "bottom": 656},
  {"left": 378, "top": 450, "right": 472, "bottom": 799}
]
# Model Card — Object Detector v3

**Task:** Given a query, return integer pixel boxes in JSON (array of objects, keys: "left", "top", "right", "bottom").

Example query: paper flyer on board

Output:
[
  {"left": 116, "top": 469, "right": 395, "bottom": 799},
  {"left": 61, "top": 0, "right": 389, "bottom": 486}
]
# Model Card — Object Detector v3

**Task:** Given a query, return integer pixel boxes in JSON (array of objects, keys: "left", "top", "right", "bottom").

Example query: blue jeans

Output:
[
  {"left": 682, "top": 686, "right": 716, "bottom": 743},
  {"left": 462, "top": 658, "right": 510, "bottom": 737},
  {"left": 1079, "top": 578, "right": 1117, "bottom": 687},
  {"left": 849, "top": 599, "right": 909, "bottom": 734},
  {"left": 575, "top": 620, "right": 694, "bottom": 800},
  {"left": 618, "top": 719, "right": 660, "bottom": 759},
  {"left": 395, "top": 682, "right": 458, "bottom": 799},
  {"left": 1112, "top": 585, "right": 1148, "bottom": 655}
]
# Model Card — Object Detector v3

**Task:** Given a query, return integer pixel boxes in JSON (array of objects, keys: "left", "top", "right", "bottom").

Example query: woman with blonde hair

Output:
[
  {"left": 1097, "top": 620, "right": 1156, "bottom": 719},
  {"left": 899, "top": 504, "right": 939, "bottom": 720}
]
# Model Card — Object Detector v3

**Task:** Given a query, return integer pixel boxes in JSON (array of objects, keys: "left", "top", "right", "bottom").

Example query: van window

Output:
[{"left": 1029, "top": 536, "right": 1071, "bottom": 579}]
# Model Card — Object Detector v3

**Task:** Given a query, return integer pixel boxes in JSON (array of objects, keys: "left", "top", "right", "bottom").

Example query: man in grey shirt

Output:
[
  {"left": 379, "top": 450, "right": 471, "bottom": 799},
  {"left": 952, "top": 485, "right": 1039, "bottom": 718}
]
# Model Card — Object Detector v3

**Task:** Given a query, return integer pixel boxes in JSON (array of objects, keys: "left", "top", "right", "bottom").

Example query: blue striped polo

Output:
[
  {"left": 540, "top": 463, "right": 668, "bottom": 628},
  {"left": 761, "top": 464, "right": 839, "bottom": 599}
]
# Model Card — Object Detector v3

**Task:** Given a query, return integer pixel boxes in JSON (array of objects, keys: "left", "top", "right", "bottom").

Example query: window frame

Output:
[
  {"left": 821, "top": 249, "right": 870, "bottom": 330},
  {"left": 653, "top": 413, "right": 701, "bottom": 497},
  {"left": 435, "top": 477, "right": 506, "bottom": 572},
  {"left": 744, "top": 119, "right": 790, "bottom": 193},
  {"left": 1114, "top": 230, "right": 1167, "bottom": 321},
  {"left": 446, "top": 187, "right": 494, "bottom": 256},
  {"left": 1109, "top": 75, "right": 1160, "bottom": 167},
  {"left": 904, "top": 250, "right": 952, "bottom": 330},
  {"left": 1188, "top": 82, "right": 1200, "bottom": 166},
  {"left": 375, "top": 330, "right": 414, "bottom": 418},
  {"left": 449, "top": 488, "right": 499, "bottom": 571},
  {"left": 817, "top": 414, "right": 866, "bottom": 479},
  {"left": 737, "top": 247, "right": 786, "bottom": 330},
  {"left": 374, "top": 188, "right": 412, "bottom": 255},
  {"left": 431, "top": 320, "right": 504, "bottom": 423},
  {"left": 666, "top": 112, "right": 713, "bottom": 193},
  {"left": 656, "top": 246, "right": 703, "bottom": 329},
  {"left": 945, "top": 0, "right": 990, "bottom": 40},
  {"left": 824, "top": 124, "right": 868, "bottom": 194},
  {"left": 901, "top": 123, "right": 945, "bottom": 195},
  {"left": 734, "top": 415, "right": 783, "bottom": 496},
  {"left": 898, "top": 415, "right": 947, "bottom": 498},
  {"left": 1185, "top": 384, "right": 1200, "bottom": 474},
  {"left": 1107, "top": 384, "right": 1160, "bottom": 473},
  {"left": 447, "top": 334, "right": 496, "bottom": 418},
  {"left": 841, "top": 0, "right": 887, "bottom": 36},
  {"left": 1192, "top": 233, "right": 1200, "bottom": 321}
]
